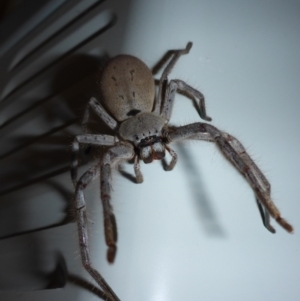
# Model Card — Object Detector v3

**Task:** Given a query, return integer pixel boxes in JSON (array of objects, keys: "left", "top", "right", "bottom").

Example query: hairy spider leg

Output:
[
  {"left": 162, "top": 79, "right": 212, "bottom": 121},
  {"left": 83, "top": 97, "right": 118, "bottom": 131},
  {"left": 71, "top": 134, "right": 117, "bottom": 186},
  {"left": 75, "top": 163, "right": 121, "bottom": 301},
  {"left": 222, "top": 132, "right": 275, "bottom": 233},
  {"left": 100, "top": 143, "right": 135, "bottom": 263},
  {"left": 154, "top": 42, "right": 192, "bottom": 114},
  {"left": 166, "top": 122, "right": 293, "bottom": 233}
]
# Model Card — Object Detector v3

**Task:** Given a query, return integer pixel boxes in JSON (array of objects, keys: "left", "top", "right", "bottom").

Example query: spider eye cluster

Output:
[{"left": 138, "top": 135, "right": 161, "bottom": 147}]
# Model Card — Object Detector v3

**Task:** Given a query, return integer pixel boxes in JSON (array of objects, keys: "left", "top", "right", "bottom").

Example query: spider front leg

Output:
[
  {"left": 75, "top": 163, "right": 120, "bottom": 301},
  {"left": 101, "top": 142, "right": 135, "bottom": 263},
  {"left": 163, "top": 145, "right": 178, "bottom": 171},
  {"left": 166, "top": 123, "right": 293, "bottom": 233},
  {"left": 71, "top": 134, "right": 118, "bottom": 186},
  {"left": 134, "top": 155, "right": 143, "bottom": 183},
  {"left": 222, "top": 132, "right": 275, "bottom": 233}
]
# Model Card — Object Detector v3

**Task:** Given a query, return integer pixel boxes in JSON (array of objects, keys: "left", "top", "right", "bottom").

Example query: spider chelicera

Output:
[{"left": 71, "top": 42, "right": 293, "bottom": 301}]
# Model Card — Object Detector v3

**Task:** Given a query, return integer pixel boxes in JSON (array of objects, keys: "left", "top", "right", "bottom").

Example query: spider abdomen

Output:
[{"left": 100, "top": 55, "right": 155, "bottom": 122}]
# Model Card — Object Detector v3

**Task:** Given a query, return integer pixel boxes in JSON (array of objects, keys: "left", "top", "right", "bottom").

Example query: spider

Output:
[{"left": 71, "top": 42, "right": 293, "bottom": 301}]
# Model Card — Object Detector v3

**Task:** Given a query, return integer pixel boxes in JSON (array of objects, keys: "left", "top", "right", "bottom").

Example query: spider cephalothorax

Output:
[
  {"left": 71, "top": 42, "right": 293, "bottom": 301},
  {"left": 119, "top": 112, "right": 167, "bottom": 163}
]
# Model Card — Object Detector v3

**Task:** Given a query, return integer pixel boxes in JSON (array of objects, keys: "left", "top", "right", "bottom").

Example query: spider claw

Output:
[
  {"left": 276, "top": 217, "right": 294, "bottom": 233},
  {"left": 266, "top": 224, "right": 276, "bottom": 234},
  {"left": 107, "top": 245, "right": 117, "bottom": 264}
]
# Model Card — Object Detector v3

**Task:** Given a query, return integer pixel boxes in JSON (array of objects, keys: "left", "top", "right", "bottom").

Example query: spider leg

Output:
[
  {"left": 134, "top": 155, "right": 143, "bottom": 183},
  {"left": 75, "top": 163, "right": 121, "bottom": 301},
  {"left": 162, "top": 79, "right": 212, "bottom": 122},
  {"left": 166, "top": 123, "right": 293, "bottom": 233},
  {"left": 83, "top": 97, "right": 118, "bottom": 131},
  {"left": 221, "top": 132, "right": 275, "bottom": 233},
  {"left": 153, "top": 42, "right": 192, "bottom": 114},
  {"left": 71, "top": 134, "right": 118, "bottom": 187},
  {"left": 101, "top": 142, "right": 135, "bottom": 263},
  {"left": 164, "top": 145, "right": 178, "bottom": 171}
]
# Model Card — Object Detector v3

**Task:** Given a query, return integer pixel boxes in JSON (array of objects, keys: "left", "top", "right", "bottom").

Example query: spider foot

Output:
[
  {"left": 136, "top": 174, "right": 143, "bottom": 183},
  {"left": 107, "top": 244, "right": 117, "bottom": 264},
  {"left": 265, "top": 223, "right": 276, "bottom": 234},
  {"left": 162, "top": 159, "right": 174, "bottom": 171},
  {"left": 276, "top": 216, "right": 294, "bottom": 233}
]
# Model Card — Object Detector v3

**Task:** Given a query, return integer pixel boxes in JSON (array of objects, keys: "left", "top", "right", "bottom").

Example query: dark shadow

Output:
[
  {"left": 176, "top": 144, "right": 225, "bottom": 236},
  {"left": 45, "top": 253, "right": 67, "bottom": 289},
  {"left": 67, "top": 274, "right": 108, "bottom": 300},
  {"left": 0, "top": 234, "right": 65, "bottom": 290},
  {"left": 46, "top": 253, "right": 110, "bottom": 300},
  {"left": 0, "top": 0, "right": 134, "bottom": 298},
  {"left": 117, "top": 157, "right": 138, "bottom": 184},
  {"left": 0, "top": 53, "right": 110, "bottom": 196},
  {"left": 118, "top": 168, "right": 138, "bottom": 184},
  {"left": 0, "top": 179, "right": 74, "bottom": 240}
]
